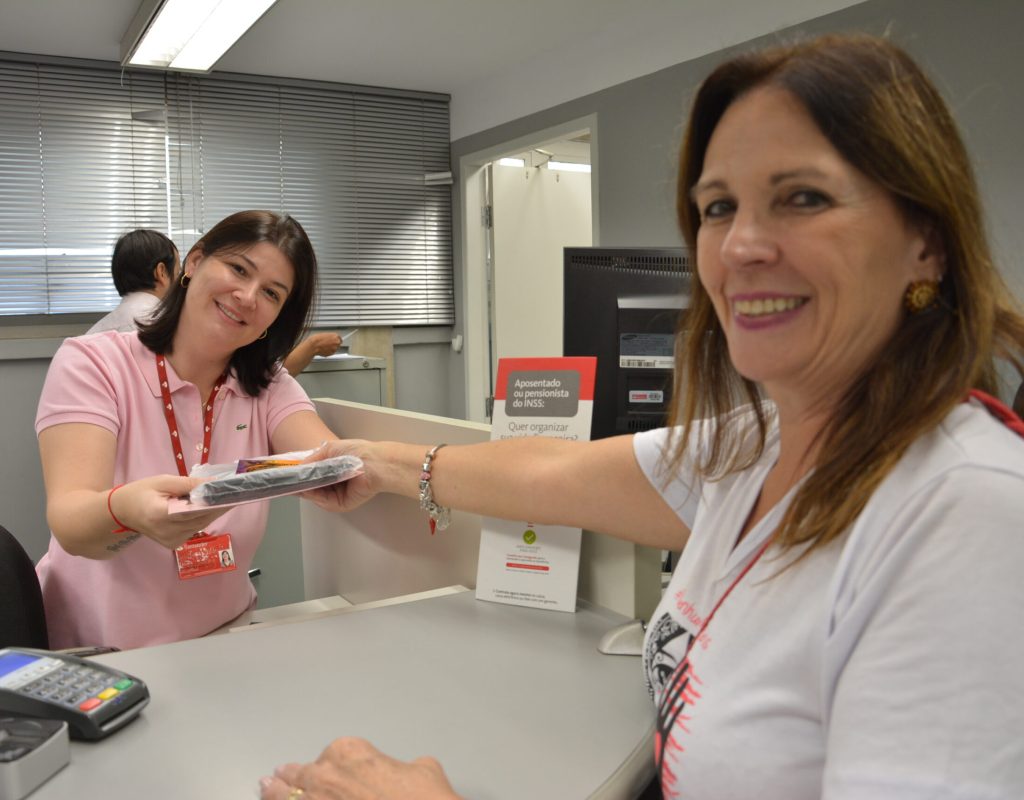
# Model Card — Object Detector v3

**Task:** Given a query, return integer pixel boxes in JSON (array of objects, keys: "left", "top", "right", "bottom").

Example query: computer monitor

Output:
[{"left": 563, "top": 246, "right": 692, "bottom": 441}]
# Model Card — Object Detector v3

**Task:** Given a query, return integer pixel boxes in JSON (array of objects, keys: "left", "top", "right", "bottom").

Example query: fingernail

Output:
[{"left": 257, "top": 776, "right": 273, "bottom": 795}]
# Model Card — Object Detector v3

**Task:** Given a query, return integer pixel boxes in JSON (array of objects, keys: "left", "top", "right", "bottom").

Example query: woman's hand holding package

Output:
[
  {"left": 299, "top": 439, "right": 383, "bottom": 513},
  {"left": 109, "top": 474, "right": 230, "bottom": 549}
]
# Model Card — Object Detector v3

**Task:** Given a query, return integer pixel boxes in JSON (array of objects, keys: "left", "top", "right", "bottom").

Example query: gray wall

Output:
[
  {"left": 447, "top": 0, "right": 1024, "bottom": 415},
  {"left": 394, "top": 342, "right": 452, "bottom": 414},
  {"left": 1, "top": 355, "right": 52, "bottom": 561}
]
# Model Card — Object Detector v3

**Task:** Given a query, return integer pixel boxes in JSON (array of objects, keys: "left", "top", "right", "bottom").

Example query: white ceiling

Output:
[{"left": 0, "top": 0, "right": 866, "bottom": 139}]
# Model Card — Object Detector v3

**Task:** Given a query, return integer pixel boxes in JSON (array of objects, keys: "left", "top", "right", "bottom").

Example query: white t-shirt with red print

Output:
[{"left": 635, "top": 400, "right": 1024, "bottom": 800}]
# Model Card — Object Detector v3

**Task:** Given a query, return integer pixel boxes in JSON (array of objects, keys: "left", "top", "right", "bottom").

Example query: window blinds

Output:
[
  {"left": 0, "top": 56, "right": 454, "bottom": 326},
  {"left": 0, "top": 61, "right": 168, "bottom": 315}
]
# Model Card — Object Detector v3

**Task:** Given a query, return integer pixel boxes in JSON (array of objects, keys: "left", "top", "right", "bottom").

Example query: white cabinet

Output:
[{"left": 294, "top": 354, "right": 386, "bottom": 406}]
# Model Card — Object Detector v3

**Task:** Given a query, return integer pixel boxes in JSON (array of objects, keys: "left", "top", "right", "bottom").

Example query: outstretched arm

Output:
[
  {"left": 38, "top": 423, "right": 229, "bottom": 559},
  {"left": 304, "top": 433, "right": 690, "bottom": 551}
]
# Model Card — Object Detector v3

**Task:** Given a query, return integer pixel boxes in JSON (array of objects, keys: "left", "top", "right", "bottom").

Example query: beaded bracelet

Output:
[
  {"left": 419, "top": 443, "right": 451, "bottom": 535},
  {"left": 107, "top": 484, "right": 136, "bottom": 534}
]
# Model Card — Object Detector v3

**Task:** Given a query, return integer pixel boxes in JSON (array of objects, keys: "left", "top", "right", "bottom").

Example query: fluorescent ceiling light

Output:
[
  {"left": 547, "top": 161, "right": 591, "bottom": 173},
  {"left": 122, "top": 0, "right": 278, "bottom": 72},
  {"left": 497, "top": 157, "right": 526, "bottom": 168}
]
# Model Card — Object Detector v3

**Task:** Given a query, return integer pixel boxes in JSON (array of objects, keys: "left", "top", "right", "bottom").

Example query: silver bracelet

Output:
[{"left": 419, "top": 443, "right": 451, "bottom": 533}]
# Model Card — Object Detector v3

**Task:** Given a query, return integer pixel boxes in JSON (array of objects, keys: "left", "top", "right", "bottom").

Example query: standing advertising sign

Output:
[{"left": 475, "top": 356, "right": 597, "bottom": 612}]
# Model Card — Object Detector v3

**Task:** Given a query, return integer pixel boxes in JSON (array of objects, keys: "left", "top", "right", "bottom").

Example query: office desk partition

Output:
[
  {"left": 32, "top": 590, "right": 656, "bottom": 799},
  {"left": 304, "top": 398, "right": 661, "bottom": 619},
  {"left": 302, "top": 399, "right": 492, "bottom": 605}
]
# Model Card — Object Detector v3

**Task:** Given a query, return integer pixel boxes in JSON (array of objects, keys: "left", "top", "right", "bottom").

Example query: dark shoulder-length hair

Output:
[
  {"left": 138, "top": 210, "right": 318, "bottom": 396},
  {"left": 112, "top": 229, "right": 178, "bottom": 296},
  {"left": 668, "top": 33, "right": 1024, "bottom": 555}
]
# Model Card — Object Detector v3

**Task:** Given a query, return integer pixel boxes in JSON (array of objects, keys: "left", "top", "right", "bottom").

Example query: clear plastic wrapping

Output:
[{"left": 167, "top": 449, "right": 362, "bottom": 514}]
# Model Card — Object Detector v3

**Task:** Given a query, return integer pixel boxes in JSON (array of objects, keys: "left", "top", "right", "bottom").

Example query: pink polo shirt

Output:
[{"left": 35, "top": 331, "right": 315, "bottom": 650}]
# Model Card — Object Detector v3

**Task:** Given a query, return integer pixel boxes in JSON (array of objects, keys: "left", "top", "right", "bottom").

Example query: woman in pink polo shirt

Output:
[{"left": 35, "top": 210, "right": 338, "bottom": 650}]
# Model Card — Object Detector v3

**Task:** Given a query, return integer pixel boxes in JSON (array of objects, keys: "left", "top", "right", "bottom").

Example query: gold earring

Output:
[
  {"left": 180, "top": 273, "right": 191, "bottom": 288},
  {"left": 904, "top": 280, "right": 939, "bottom": 314},
  {"left": 258, "top": 329, "right": 268, "bottom": 340}
]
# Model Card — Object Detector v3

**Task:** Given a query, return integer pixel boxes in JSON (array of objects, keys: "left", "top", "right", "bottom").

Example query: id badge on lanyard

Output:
[
  {"left": 156, "top": 354, "right": 237, "bottom": 581},
  {"left": 175, "top": 532, "right": 237, "bottom": 580}
]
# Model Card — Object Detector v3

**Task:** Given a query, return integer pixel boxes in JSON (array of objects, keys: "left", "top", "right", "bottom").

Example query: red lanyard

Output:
[
  {"left": 683, "top": 530, "right": 775, "bottom": 662},
  {"left": 656, "top": 529, "right": 776, "bottom": 781},
  {"left": 968, "top": 389, "right": 1024, "bottom": 438},
  {"left": 155, "top": 354, "right": 226, "bottom": 477}
]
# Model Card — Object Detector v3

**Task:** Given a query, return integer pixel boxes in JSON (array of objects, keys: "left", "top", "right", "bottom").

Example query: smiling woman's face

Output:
[
  {"left": 178, "top": 241, "right": 294, "bottom": 357},
  {"left": 692, "top": 85, "right": 943, "bottom": 411}
]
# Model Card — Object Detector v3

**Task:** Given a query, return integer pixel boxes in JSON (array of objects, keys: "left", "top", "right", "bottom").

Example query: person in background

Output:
[
  {"left": 260, "top": 34, "right": 1024, "bottom": 800},
  {"left": 86, "top": 229, "right": 177, "bottom": 334},
  {"left": 282, "top": 331, "right": 343, "bottom": 376},
  {"left": 36, "top": 210, "right": 339, "bottom": 650}
]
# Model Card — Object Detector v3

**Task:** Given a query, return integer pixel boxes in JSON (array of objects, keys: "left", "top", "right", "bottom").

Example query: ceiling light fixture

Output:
[
  {"left": 497, "top": 157, "right": 526, "bottom": 168},
  {"left": 121, "top": 0, "right": 278, "bottom": 72},
  {"left": 546, "top": 161, "right": 592, "bottom": 173}
]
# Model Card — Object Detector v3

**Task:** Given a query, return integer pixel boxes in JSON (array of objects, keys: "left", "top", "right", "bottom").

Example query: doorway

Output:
[{"left": 458, "top": 114, "right": 599, "bottom": 422}]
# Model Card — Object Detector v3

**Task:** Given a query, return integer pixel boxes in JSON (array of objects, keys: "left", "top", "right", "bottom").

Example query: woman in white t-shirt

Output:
[{"left": 259, "top": 34, "right": 1024, "bottom": 800}]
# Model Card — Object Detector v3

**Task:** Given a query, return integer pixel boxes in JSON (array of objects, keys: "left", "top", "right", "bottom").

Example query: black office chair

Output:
[
  {"left": 0, "top": 524, "right": 50, "bottom": 649},
  {"left": 0, "top": 525, "right": 118, "bottom": 657}
]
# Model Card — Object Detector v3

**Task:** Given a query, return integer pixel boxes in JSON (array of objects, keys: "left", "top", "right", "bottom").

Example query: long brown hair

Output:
[{"left": 669, "top": 34, "right": 1024, "bottom": 554}]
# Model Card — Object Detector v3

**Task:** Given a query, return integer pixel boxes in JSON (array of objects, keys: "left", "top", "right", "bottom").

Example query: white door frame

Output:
[{"left": 457, "top": 113, "right": 600, "bottom": 423}]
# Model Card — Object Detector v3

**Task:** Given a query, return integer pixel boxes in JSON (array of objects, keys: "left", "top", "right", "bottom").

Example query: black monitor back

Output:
[{"left": 563, "top": 247, "right": 692, "bottom": 441}]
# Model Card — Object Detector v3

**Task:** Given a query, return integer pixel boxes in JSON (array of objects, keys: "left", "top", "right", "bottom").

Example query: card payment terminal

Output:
[{"left": 0, "top": 648, "right": 149, "bottom": 740}]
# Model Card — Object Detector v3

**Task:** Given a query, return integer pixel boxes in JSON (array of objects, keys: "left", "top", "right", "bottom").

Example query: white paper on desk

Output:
[{"left": 475, "top": 357, "right": 596, "bottom": 613}]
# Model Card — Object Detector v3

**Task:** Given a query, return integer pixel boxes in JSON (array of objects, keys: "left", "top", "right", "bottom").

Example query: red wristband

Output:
[{"left": 107, "top": 484, "right": 136, "bottom": 534}]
